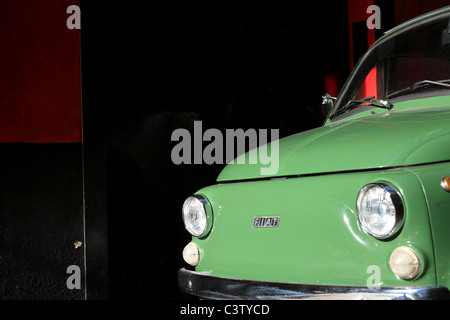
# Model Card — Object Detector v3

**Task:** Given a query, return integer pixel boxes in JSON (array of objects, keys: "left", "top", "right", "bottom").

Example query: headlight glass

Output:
[
  {"left": 182, "top": 195, "right": 213, "bottom": 238},
  {"left": 356, "top": 183, "right": 404, "bottom": 239}
]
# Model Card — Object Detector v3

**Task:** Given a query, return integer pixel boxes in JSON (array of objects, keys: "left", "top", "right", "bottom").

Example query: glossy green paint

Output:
[
  {"left": 405, "top": 162, "right": 450, "bottom": 289},
  {"left": 183, "top": 8, "right": 450, "bottom": 292},
  {"left": 188, "top": 96, "right": 450, "bottom": 289},
  {"left": 193, "top": 167, "right": 437, "bottom": 287},
  {"left": 217, "top": 96, "right": 450, "bottom": 182}
]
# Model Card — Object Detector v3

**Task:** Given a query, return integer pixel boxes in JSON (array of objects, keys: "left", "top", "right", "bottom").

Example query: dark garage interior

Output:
[
  {"left": 0, "top": 0, "right": 448, "bottom": 301},
  {"left": 84, "top": 1, "right": 349, "bottom": 300}
]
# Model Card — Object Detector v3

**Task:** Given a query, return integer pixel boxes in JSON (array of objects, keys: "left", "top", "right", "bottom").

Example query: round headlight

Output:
[
  {"left": 182, "top": 195, "right": 213, "bottom": 238},
  {"left": 356, "top": 183, "right": 404, "bottom": 239}
]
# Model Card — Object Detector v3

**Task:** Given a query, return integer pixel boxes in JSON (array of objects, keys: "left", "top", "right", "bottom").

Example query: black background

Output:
[{"left": 80, "top": 1, "right": 350, "bottom": 300}]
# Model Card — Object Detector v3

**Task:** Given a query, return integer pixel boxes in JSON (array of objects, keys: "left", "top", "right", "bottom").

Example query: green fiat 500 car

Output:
[{"left": 178, "top": 7, "right": 450, "bottom": 300}]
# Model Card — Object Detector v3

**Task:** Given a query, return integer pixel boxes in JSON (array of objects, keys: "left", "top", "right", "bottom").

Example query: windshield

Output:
[{"left": 331, "top": 10, "right": 450, "bottom": 120}]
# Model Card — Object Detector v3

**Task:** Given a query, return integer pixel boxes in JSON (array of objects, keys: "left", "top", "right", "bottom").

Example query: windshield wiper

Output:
[
  {"left": 386, "top": 79, "right": 450, "bottom": 99},
  {"left": 330, "top": 96, "right": 394, "bottom": 119}
]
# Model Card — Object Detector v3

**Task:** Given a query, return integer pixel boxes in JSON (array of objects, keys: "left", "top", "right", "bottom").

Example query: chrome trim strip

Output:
[
  {"left": 178, "top": 268, "right": 450, "bottom": 300},
  {"left": 194, "top": 194, "right": 214, "bottom": 238}
]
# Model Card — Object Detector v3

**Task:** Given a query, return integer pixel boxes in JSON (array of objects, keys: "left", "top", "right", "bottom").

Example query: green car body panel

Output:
[
  {"left": 407, "top": 163, "right": 450, "bottom": 289},
  {"left": 179, "top": 7, "right": 450, "bottom": 298},
  {"left": 217, "top": 96, "right": 450, "bottom": 182},
  {"left": 193, "top": 167, "right": 438, "bottom": 287},
  {"left": 190, "top": 96, "right": 450, "bottom": 290}
]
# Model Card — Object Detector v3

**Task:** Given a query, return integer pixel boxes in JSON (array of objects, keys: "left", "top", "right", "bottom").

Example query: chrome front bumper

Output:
[{"left": 178, "top": 268, "right": 450, "bottom": 300}]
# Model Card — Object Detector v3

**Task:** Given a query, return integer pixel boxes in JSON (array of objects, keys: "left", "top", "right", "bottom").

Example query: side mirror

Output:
[{"left": 321, "top": 93, "right": 336, "bottom": 116}]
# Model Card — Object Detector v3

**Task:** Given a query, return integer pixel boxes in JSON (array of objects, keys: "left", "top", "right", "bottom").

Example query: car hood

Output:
[{"left": 217, "top": 104, "right": 450, "bottom": 182}]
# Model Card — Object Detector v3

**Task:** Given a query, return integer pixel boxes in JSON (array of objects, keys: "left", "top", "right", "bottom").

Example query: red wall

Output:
[
  {"left": 323, "top": 0, "right": 376, "bottom": 97},
  {"left": 347, "top": 0, "right": 375, "bottom": 70},
  {"left": 0, "top": 0, "right": 81, "bottom": 143}
]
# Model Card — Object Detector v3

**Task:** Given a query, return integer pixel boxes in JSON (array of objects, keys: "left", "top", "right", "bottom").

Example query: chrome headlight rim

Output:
[
  {"left": 356, "top": 183, "right": 405, "bottom": 240},
  {"left": 182, "top": 194, "right": 213, "bottom": 238}
]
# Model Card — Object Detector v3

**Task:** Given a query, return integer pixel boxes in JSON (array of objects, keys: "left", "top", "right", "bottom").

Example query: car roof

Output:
[{"left": 383, "top": 5, "right": 450, "bottom": 36}]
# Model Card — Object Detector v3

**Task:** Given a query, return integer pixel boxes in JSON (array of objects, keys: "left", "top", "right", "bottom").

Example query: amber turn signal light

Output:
[{"left": 441, "top": 177, "right": 450, "bottom": 192}]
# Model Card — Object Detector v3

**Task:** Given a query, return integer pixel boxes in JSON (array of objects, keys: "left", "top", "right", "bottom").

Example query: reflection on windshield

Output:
[{"left": 332, "top": 11, "right": 450, "bottom": 118}]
